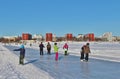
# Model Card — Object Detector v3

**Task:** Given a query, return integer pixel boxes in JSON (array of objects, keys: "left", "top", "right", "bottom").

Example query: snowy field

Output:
[{"left": 0, "top": 42, "right": 120, "bottom": 79}]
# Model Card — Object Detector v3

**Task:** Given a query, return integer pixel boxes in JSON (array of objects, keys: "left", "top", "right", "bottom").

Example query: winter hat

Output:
[
  {"left": 20, "top": 44, "right": 24, "bottom": 48},
  {"left": 86, "top": 43, "right": 89, "bottom": 45}
]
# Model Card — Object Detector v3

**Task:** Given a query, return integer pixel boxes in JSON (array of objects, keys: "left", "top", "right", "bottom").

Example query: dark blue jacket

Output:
[
  {"left": 39, "top": 44, "right": 44, "bottom": 50},
  {"left": 14, "top": 48, "right": 25, "bottom": 58}
]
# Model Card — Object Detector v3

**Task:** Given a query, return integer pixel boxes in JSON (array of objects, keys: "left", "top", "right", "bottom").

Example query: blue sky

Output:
[{"left": 0, "top": 0, "right": 120, "bottom": 37}]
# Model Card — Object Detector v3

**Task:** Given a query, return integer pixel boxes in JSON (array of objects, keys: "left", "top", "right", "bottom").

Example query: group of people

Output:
[
  {"left": 14, "top": 42, "right": 90, "bottom": 65},
  {"left": 39, "top": 42, "right": 69, "bottom": 61},
  {"left": 39, "top": 42, "right": 52, "bottom": 55},
  {"left": 39, "top": 42, "right": 69, "bottom": 55}
]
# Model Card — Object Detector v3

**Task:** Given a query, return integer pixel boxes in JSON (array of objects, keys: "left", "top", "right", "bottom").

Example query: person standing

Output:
[
  {"left": 39, "top": 42, "right": 44, "bottom": 55},
  {"left": 47, "top": 42, "right": 51, "bottom": 55},
  {"left": 80, "top": 45, "right": 85, "bottom": 61},
  {"left": 63, "top": 43, "right": 69, "bottom": 55},
  {"left": 54, "top": 43, "right": 59, "bottom": 61},
  {"left": 13, "top": 44, "right": 25, "bottom": 65}
]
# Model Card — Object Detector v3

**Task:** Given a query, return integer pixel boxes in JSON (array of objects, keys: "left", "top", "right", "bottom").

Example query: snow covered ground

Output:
[
  {"left": 0, "top": 44, "right": 53, "bottom": 79},
  {"left": 0, "top": 42, "right": 120, "bottom": 79}
]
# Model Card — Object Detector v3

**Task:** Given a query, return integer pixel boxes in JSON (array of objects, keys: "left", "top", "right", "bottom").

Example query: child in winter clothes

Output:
[
  {"left": 47, "top": 42, "right": 51, "bottom": 55},
  {"left": 80, "top": 45, "right": 85, "bottom": 61},
  {"left": 13, "top": 44, "right": 25, "bottom": 65},
  {"left": 54, "top": 43, "right": 59, "bottom": 61},
  {"left": 63, "top": 43, "right": 69, "bottom": 55}
]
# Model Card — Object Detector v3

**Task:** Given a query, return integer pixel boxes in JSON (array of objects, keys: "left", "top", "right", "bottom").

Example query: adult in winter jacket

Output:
[
  {"left": 39, "top": 42, "right": 44, "bottom": 55},
  {"left": 54, "top": 43, "right": 59, "bottom": 60},
  {"left": 47, "top": 42, "right": 51, "bottom": 55},
  {"left": 13, "top": 44, "right": 25, "bottom": 65},
  {"left": 63, "top": 43, "right": 69, "bottom": 55},
  {"left": 83, "top": 43, "right": 91, "bottom": 61}
]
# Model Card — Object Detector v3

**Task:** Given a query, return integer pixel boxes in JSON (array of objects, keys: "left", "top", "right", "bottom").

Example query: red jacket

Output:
[{"left": 63, "top": 44, "right": 68, "bottom": 49}]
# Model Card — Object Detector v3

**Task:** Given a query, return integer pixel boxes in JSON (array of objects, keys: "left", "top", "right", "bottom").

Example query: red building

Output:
[
  {"left": 84, "top": 33, "right": 95, "bottom": 41},
  {"left": 46, "top": 33, "right": 53, "bottom": 41},
  {"left": 66, "top": 34, "right": 73, "bottom": 41},
  {"left": 22, "top": 33, "right": 32, "bottom": 40}
]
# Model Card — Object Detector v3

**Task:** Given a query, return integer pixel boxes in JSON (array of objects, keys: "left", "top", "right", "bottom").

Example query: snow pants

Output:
[
  {"left": 19, "top": 55, "right": 24, "bottom": 65},
  {"left": 47, "top": 49, "right": 51, "bottom": 54},
  {"left": 85, "top": 53, "right": 89, "bottom": 61},
  {"left": 64, "top": 51, "right": 67, "bottom": 55},
  {"left": 40, "top": 49, "right": 43, "bottom": 55},
  {"left": 80, "top": 52, "right": 84, "bottom": 60},
  {"left": 55, "top": 52, "right": 58, "bottom": 61},
  {"left": 64, "top": 49, "right": 68, "bottom": 55}
]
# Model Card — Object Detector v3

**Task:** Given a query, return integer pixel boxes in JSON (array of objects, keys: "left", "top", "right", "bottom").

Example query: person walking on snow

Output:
[
  {"left": 13, "top": 44, "right": 25, "bottom": 65},
  {"left": 39, "top": 42, "right": 45, "bottom": 55},
  {"left": 54, "top": 43, "right": 59, "bottom": 61},
  {"left": 47, "top": 42, "right": 51, "bottom": 55},
  {"left": 63, "top": 43, "right": 69, "bottom": 55}
]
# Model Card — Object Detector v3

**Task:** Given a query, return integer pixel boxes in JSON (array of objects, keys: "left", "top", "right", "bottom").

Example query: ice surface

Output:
[{"left": 0, "top": 42, "right": 120, "bottom": 79}]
